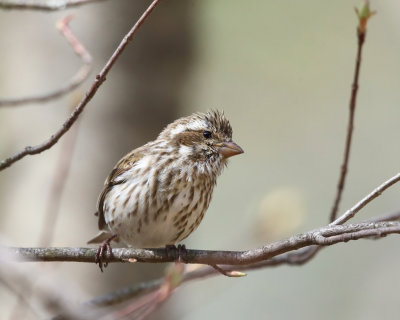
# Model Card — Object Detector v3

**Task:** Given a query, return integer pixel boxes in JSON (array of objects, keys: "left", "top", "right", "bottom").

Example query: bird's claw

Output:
[{"left": 95, "top": 235, "right": 117, "bottom": 272}]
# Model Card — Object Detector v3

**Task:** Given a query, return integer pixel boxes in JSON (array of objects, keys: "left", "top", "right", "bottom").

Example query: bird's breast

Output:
[{"left": 103, "top": 163, "right": 215, "bottom": 248}]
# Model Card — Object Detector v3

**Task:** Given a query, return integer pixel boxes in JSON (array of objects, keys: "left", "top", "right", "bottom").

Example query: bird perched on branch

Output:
[{"left": 88, "top": 110, "right": 243, "bottom": 271}]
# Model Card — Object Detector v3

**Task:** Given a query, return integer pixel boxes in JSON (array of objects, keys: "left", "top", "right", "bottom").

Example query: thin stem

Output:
[
  {"left": 331, "top": 173, "right": 400, "bottom": 226},
  {"left": 329, "top": 29, "right": 366, "bottom": 222}
]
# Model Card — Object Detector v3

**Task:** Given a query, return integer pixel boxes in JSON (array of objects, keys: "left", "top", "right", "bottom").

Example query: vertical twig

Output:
[{"left": 329, "top": 2, "right": 375, "bottom": 222}]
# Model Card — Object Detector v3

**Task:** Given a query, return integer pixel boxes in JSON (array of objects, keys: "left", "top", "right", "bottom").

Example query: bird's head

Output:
[{"left": 159, "top": 110, "right": 243, "bottom": 165}]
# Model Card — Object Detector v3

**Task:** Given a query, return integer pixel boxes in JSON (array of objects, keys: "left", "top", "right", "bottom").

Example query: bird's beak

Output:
[{"left": 218, "top": 141, "right": 244, "bottom": 158}]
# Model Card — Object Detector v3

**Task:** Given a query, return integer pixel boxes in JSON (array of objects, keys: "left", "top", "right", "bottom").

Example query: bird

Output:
[{"left": 88, "top": 110, "right": 243, "bottom": 270}]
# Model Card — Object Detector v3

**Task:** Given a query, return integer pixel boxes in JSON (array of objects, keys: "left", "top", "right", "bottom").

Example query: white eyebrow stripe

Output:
[
  {"left": 170, "top": 124, "right": 186, "bottom": 136},
  {"left": 169, "top": 119, "right": 208, "bottom": 137}
]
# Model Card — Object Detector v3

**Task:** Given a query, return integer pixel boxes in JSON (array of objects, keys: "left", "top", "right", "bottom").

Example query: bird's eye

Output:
[{"left": 203, "top": 131, "right": 212, "bottom": 139}]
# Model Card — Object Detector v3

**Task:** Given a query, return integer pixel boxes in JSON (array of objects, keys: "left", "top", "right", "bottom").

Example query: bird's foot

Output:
[
  {"left": 95, "top": 234, "right": 117, "bottom": 272},
  {"left": 165, "top": 244, "right": 187, "bottom": 263}
]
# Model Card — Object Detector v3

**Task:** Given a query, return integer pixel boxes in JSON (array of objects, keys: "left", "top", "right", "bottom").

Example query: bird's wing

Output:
[{"left": 96, "top": 150, "right": 144, "bottom": 230}]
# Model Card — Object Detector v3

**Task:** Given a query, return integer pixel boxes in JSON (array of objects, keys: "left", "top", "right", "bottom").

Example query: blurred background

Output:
[{"left": 1, "top": 0, "right": 400, "bottom": 319}]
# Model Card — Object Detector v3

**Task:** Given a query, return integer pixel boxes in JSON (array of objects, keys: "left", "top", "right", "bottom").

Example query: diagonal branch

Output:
[
  {"left": 0, "top": 0, "right": 107, "bottom": 11},
  {"left": 331, "top": 173, "right": 400, "bottom": 225},
  {"left": 0, "top": 0, "right": 163, "bottom": 171},
  {"left": 0, "top": 15, "right": 92, "bottom": 107}
]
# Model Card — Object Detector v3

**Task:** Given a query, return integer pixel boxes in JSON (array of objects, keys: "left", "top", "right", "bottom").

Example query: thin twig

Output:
[
  {"left": 331, "top": 173, "right": 400, "bottom": 225},
  {"left": 329, "top": 24, "right": 367, "bottom": 222},
  {"left": 0, "top": 0, "right": 163, "bottom": 171},
  {"left": 0, "top": 16, "right": 92, "bottom": 107},
  {"left": 0, "top": 0, "right": 107, "bottom": 11}
]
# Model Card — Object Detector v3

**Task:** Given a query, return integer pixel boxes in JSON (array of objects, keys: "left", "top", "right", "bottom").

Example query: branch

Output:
[
  {"left": 0, "top": 0, "right": 107, "bottom": 11},
  {"left": 0, "top": 15, "right": 92, "bottom": 107},
  {"left": 81, "top": 211, "right": 400, "bottom": 309},
  {"left": 77, "top": 210, "right": 400, "bottom": 310},
  {"left": 85, "top": 247, "right": 321, "bottom": 310},
  {"left": 9, "top": 221, "right": 400, "bottom": 266},
  {"left": 8, "top": 170, "right": 399, "bottom": 265},
  {"left": 331, "top": 173, "right": 400, "bottom": 225},
  {"left": 329, "top": 4, "right": 371, "bottom": 222},
  {"left": 0, "top": 0, "right": 163, "bottom": 171}
]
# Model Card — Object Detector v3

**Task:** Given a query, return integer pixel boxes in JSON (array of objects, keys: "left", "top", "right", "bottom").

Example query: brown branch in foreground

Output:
[
  {"left": 0, "top": 0, "right": 162, "bottom": 171},
  {"left": 0, "top": 15, "right": 92, "bottom": 107},
  {"left": 9, "top": 221, "right": 400, "bottom": 266},
  {"left": 83, "top": 210, "right": 400, "bottom": 310},
  {"left": 0, "top": 0, "right": 107, "bottom": 11},
  {"left": 329, "top": 17, "right": 367, "bottom": 222}
]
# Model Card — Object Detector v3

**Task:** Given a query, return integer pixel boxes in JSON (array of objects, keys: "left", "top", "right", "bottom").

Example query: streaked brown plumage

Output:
[{"left": 88, "top": 110, "right": 243, "bottom": 268}]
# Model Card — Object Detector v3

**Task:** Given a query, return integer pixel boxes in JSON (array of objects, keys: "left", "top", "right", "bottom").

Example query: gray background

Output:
[{"left": 1, "top": 0, "right": 400, "bottom": 319}]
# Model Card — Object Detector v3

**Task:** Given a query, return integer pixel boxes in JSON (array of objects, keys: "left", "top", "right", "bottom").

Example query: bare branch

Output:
[
  {"left": 11, "top": 170, "right": 400, "bottom": 266},
  {"left": 82, "top": 216, "right": 399, "bottom": 310},
  {"left": 0, "top": 15, "right": 92, "bottom": 107},
  {"left": 0, "top": 0, "right": 107, "bottom": 11},
  {"left": 50, "top": 210, "right": 400, "bottom": 311},
  {"left": 329, "top": 13, "right": 369, "bottom": 222},
  {"left": 84, "top": 212, "right": 400, "bottom": 309},
  {"left": 8, "top": 221, "right": 400, "bottom": 266},
  {"left": 331, "top": 173, "right": 400, "bottom": 225},
  {"left": 0, "top": 0, "right": 163, "bottom": 171}
]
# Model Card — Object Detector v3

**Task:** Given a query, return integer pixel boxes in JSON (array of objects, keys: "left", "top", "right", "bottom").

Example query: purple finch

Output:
[{"left": 88, "top": 110, "right": 243, "bottom": 269}]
